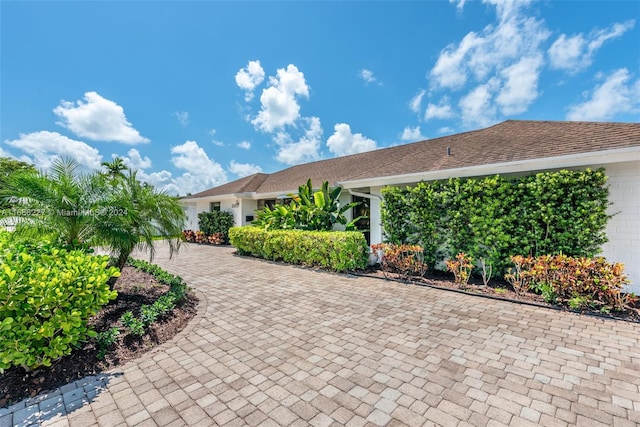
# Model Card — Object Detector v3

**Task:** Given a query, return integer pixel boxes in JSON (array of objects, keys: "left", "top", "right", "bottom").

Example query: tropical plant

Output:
[
  {"left": 0, "top": 158, "right": 104, "bottom": 247},
  {"left": 95, "top": 167, "right": 185, "bottom": 269},
  {"left": 0, "top": 157, "right": 36, "bottom": 210},
  {"left": 253, "top": 179, "right": 364, "bottom": 232}
]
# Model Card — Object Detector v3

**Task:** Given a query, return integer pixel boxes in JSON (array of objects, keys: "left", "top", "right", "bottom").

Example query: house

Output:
[{"left": 181, "top": 120, "right": 640, "bottom": 292}]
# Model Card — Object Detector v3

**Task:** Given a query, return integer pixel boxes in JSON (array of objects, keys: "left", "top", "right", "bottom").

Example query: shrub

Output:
[
  {"left": 504, "top": 254, "right": 632, "bottom": 311},
  {"left": 0, "top": 233, "right": 119, "bottom": 371},
  {"left": 229, "top": 227, "right": 368, "bottom": 272},
  {"left": 381, "top": 169, "right": 610, "bottom": 276},
  {"left": 446, "top": 252, "right": 474, "bottom": 288},
  {"left": 198, "top": 211, "right": 235, "bottom": 242},
  {"left": 371, "top": 243, "right": 427, "bottom": 280}
]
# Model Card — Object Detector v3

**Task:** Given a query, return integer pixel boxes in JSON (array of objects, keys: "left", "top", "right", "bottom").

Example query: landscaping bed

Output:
[
  {"left": 0, "top": 265, "right": 198, "bottom": 408},
  {"left": 359, "top": 266, "right": 640, "bottom": 323}
]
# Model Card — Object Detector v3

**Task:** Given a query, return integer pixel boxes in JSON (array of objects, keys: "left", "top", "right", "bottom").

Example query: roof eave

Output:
[{"left": 339, "top": 146, "right": 640, "bottom": 188}]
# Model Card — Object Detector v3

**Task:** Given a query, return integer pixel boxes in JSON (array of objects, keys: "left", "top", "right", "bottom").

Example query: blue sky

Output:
[{"left": 1, "top": 0, "right": 639, "bottom": 195}]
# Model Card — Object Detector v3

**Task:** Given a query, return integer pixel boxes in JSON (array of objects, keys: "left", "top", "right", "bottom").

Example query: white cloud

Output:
[
  {"left": 409, "top": 89, "right": 426, "bottom": 113},
  {"left": 252, "top": 64, "right": 310, "bottom": 133},
  {"left": 548, "top": 20, "right": 635, "bottom": 74},
  {"left": 3, "top": 131, "right": 102, "bottom": 171},
  {"left": 229, "top": 160, "right": 262, "bottom": 177},
  {"left": 430, "top": 32, "right": 482, "bottom": 90},
  {"left": 327, "top": 123, "right": 377, "bottom": 157},
  {"left": 149, "top": 140, "right": 228, "bottom": 195},
  {"left": 425, "top": 97, "right": 455, "bottom": 120},
  {"left": 235, "top": 60, "right": 266, "bottom": 102},
  {"left": 236, "top": 141, "right": 251, "bottom": 150},
  {"left": 496, "top": 55, "right": 543, "bottom": 115},
  {"left": 459, "top": 79, "right": 499, "bottom": 127},
  {"left": 449, "top": 0, "right": 466, "bottom": 10},
  {"left": 566, "top": 68, "right": 640, "bottom": 121},
  {"left": 400, "top": 126, "right": 426, "bottom": 142},
  {"left": 53, "top": 92, "right": 149, "bottom": 144},
  {"left": 438, "top": 126, "right": 455, "bottom": 134},
  {"left": 427, "top": 0, "right": 549, "bottom": 127},
  {"left": 275, "top": 116, "right": 323, "bottom": 165},
  {"left": 212, "top": 140, "right": 225, "bottom": 147},
  {"left": 118, "top": 148, "right": 152, "bottom": 170},
  {"left": 174, "top": 111, "right": 189, "bottom": 126},
  {"left": 360, "top": 69, "right": 378, "bottom": 84}
]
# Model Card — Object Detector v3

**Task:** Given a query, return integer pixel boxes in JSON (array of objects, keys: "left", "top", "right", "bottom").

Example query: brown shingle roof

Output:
[
  {"left": 185, "top": 120, "right": 640, "bottom": 198},
  {"left": 185, "top": 173, "right": 268, "bottom": 198}
]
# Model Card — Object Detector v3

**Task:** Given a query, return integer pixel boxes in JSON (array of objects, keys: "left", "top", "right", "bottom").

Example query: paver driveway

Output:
[{"left": 3, "top": 244, "right": 640, "bottom": 427}]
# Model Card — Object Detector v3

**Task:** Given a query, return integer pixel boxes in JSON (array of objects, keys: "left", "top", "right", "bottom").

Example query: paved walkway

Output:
[{"left": 2, "top": 244, "right": 640, "bottom": 427}]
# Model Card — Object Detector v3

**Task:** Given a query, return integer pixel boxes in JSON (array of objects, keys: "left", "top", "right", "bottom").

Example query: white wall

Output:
[
  {"left": 598, "top": 161, "right": 640, "bottom": 294},
  {"left": 369, "top": 186, "right": 383, "bottom": 246},
  {"left": 241, "top": 199, "right": 258, "bottom": 226}
]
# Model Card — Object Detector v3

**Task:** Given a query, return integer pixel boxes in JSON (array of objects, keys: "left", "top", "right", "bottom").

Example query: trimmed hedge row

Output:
[
  {"left": 0, "top": 233, "right": 119, "bottom": 371},
  {"left": 381, "top": 168, "right": 610, "bottom": 276},
  {"left": 229, "top": 227, "right": 369, "bottom": 272}
]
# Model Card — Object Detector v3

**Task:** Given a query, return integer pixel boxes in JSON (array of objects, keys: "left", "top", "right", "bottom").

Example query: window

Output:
[
  {"left": 209, "top": 202, "right": 221, "bottom": 212},
  {"left": 257, "top": 199, "right": 276, "bottom": 210}
]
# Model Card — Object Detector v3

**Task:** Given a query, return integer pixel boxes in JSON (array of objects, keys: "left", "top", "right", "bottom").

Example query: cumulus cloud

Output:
[
  {"left": 229, "top": 160, "right": 262, "bottom": 177},
  {"left": 3, "top": 131, "right": 102, "bottom": 171},
  {"left": 138, "top": 140, "right": 228, "bottom": 195},
  {"left": 425, "top": 97, "right": 455, "bottom": 120},
  {"left": 252, "top": 64, "right": 310, "bottom": 133},
  {"left": 174, "top": 111, "right": 189, "bottom": 126},
  {"left": 235, "top": 60, "right": 266, "bottom": 102},
  {"left": 53, "top": 92, "right": 149, "bottom": 144},
  {"left": 236, "top": 141, "right": 251, "bottom": 150},
  {"left": 549, "top": 20, "right": 635, "bottom": 74},
  {"left": 400, "top": 126, "right": 426, "bottom": 142},
  {"left": 327, "top": 123, "right": 377, "bottom": 157},
  {"left": 360, "top": 69, "right": 378, "bottom": 85},
  {"left": 275, "top": 117, "right": 323, "bottom": 165},
  {"left": 566, "top": 68, "right": 640, "bottom": 121},
  {"left": 409, "top": 89, "right": 426, "bottom": 113},
  {"left": 424, "top": 0, "right": 549, "bottom": 128},
  {"left": 460, "top": 79, "right": 499, "bottom": 127},
  {"left": 496, "top": 55, "right": 543, "bottom": 114},
  {"left": 118, "top": 148, "right": 152, "bottom": 170}
]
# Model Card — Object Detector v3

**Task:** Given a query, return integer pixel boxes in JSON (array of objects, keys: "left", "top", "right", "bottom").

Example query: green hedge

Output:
[
  {"left": 0, "top": 233, "right": 119, "bottom": 371},
  {"left": 229, "top": 227, "right": 369, "bottom": 272},
  {"left": 381, "top": 168, "right": 610, "bottom": 276},
  {"left": 198, "top": 210, "right": 235, "bottom": 242}
]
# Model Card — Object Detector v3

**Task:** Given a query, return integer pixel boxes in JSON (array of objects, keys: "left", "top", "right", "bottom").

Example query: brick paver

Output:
[{"left": 2, "top": 243, "right": 639, "bottom": 426}]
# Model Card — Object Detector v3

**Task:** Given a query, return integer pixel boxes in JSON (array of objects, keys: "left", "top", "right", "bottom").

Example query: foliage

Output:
[
  {"left": 0, "top": 157, "right": 36, "bottom": 210},
  {"left": 197, "top": 210, "right": 235, "bottom": 241},
  {"left": 229, "top": 227, "right": 369, "bottom": 272},
  {"left": 504, "top": 254, "right": 633, "bottom": 311},
  {"left": 446, "top": 252, "right": 474, "bottom": 288},
  {"left": 0, "top": 232, "right": 119, "bottom": 371},
  {"left": 111, "top": 258, "right": 186, "bottom": 341},
  {"left": 504, "top": 255, "right": 536, "bottom": 297},
  {"left": 371, "top": 243, "right": 427, "bottom": 281},
  {"left": 380, "top": 169, "right": 610, "bottom": 276},
  {"left": 95, "top": 165, "right": 185, "bottom": 269},
  {"left": 96, "top": 327, "right": 120, "bottom": 360},
  {"left": 121, "top": 311, "right": 145, "bottom": 336},
  {"left": 0, "top": 157, "right": 185, "bottom": 270},
  {"left": 253, "top": 179, "right": 363, "bottom": 232}
]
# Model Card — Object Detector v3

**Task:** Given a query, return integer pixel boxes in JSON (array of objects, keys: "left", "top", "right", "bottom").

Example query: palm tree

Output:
[
  {"left": 1, "top": 158, "right": 102, "bottom": 246},
  {"left": 101, "top": 157, "right": 128, "bottom": 180},
  {"left": 95, "top": 169, "right": 185, "bottom": 269},
  {"left": 2, "top": 157, "right": 186, "bottom": 270}
]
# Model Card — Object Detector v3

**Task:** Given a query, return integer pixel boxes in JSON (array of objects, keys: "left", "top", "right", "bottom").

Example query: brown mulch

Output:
[{"left": 0, "top": 266, "right": 199, "bottom": 408}]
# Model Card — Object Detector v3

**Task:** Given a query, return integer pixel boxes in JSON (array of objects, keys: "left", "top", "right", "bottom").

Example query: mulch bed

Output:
[
  {"left": 358, "top": 267, "right": 640, "bottom": 323},
  {"left": 0, "top": 266, "right": 199, "bottom": 408}
]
